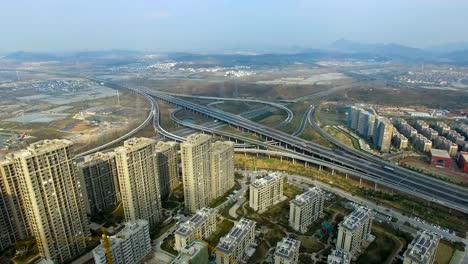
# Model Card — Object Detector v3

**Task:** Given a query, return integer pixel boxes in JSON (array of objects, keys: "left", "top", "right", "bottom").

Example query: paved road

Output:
[{"left": 292, "top": 104, "right": 314, "bottom": 136}]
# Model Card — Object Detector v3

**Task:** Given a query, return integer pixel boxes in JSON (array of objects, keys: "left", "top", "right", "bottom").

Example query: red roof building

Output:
[
  {"left": 458, "top": 152, "right": 468, "bottom": 173},
  {"left": 429, "top": 149, "right": 451, "bottom": 169}
]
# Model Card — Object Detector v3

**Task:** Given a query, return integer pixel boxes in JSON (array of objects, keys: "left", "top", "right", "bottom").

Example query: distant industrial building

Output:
[
  {"left": 429, "top": 149, "right": 452, "bottom": 169},
  {"left": 403, "top": 231, "right": 440, "bottom": 264},
  {"left": 289, "top": 187, "right": 324, "bottom": 233},
  {"left": 274, "top": 237, "right": 300, "bottom": 264},
  {"left": 458, "top": 152, "right": 468, "bottom": 173},
  {"left": 155, "top": 141, "right": 179, "bottom": 199},
  {"left": 210, "top": 141, "right": 235, "bottom": 200},
  {"left": 327, "top": 249, "right": 351, "bottom": 264},
  {"left": 115, "top": 137, "right": 162, "bottom": 227},
  {"left": 215, "top": 218, "right": 256, "bottom": 264},
  {"left": 249, "top": 172, "right": 285, "bottom": 213},
  {"left": 170, "top": 241, "right": 209, "bottom": 264},
  {"left": 93, "top": 219, "right": 151, "bottom": 264},
  {"left": 175, "top": 207, "right": 217, "bottom": 251},
  {"left": 77, "top": 152, "right": 119, "bottom": 215},
  {"left": 336, "top": 207, "right": 373, "bottom": 256}
]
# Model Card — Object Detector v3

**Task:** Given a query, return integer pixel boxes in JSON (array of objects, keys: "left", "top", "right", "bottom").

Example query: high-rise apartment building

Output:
[
  {"left": 215, "top": 218, "right": 256, "bottom": 264},
  {"left": 403, "top": 231, "right": 440, "bottom": 264},
  {"left": 348, "top": 107, "right": 361, "bottom": 130},
  {"left": 155, "top": 141, "right": 179, "bottom": 199},
  {"left": 180, "top": 134, "right": 212, "bottom": 213},
  {"left": 13, "top": 139, "right": 89, "bottom": 263},
  {"left": 210, "top": 141, "right": 235, "bottom": 200},
  {"left": 289, "top": 187, "right": 324, "bottom": 233},
  {"left": 0, "top": 156, "right": 30, "bottom": 250},
  {"left": 174, "top": 207, "right": 217, "bottom": 251},
  {"left": 274, "top": 237, "right": 300, "bottom": 264},
  {"left": 336, "top": 207, "right": 373, "bottom": 256},
  {"left": 114, "top": 137, "right": 162, "bottom": 227},
  {"left": 249, "top": 172, "right": 285, "bottom": 213},
  {"left": 357, "top": 111, "right": 375, "bottom": 138},
  {"left": 77, "top": 152, "right": 119, "bottom": 215},
  {"left": 374, "top": 117, "right": 394, "bottom": 152},
  {"left": 93, "top": 219, "right": 151, "bottom": 264}
]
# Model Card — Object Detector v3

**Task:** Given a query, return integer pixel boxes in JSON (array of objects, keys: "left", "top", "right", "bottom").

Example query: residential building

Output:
[
  {"left": 433, "top": 136, "right": 458, "bottom": 156},
  {"left": 114, "top": 138, "right": 162, "bottom": 227},
  {"left": 357, "top": 111, "right": 375, "bottom": 138},
  {"left": 210, "top": 141, "right": 235, "bottom": 200},
  {"left": 289, "top": 187, "right": 324, "bottom": 233},
  {"left": 215, "top": 218, "right": 256, "bottom": 264},
  {"left": 336, "top": 207, "right": 373, "bottom": 256},
  {"left": 392, "top": 131, "right": 408, "bottom": 150},
  {"left": 171, "top": 241, "right": 209, "bottom": 264},
  {"left": 348, "top": 107, "right": 361, "bottom": 130},
  {"left": 374, "top": 117, "right": 393, "bottom": 152},
  {"left": 175, "top": 207, "right": 217, "bottom": 251},
  {"left": 77, "top": 152, "right": 119, "bottom": 215},
  {"left": 155, "top": 141, "right": 179, "bottom": 199},
  {"left": 434, "top": 122, "right": 450, "bottom": 135},
  {"left": 274, "top": 237, "right": 300, "bottom": 264},
  {"left": 13, "top": 139, "right": 89, "bottom": 263},
  {"left": 403, "top": 231, "right": 440, "bottom": 264},
  {"left": 0, "top": 156, "right": 30, "bottom": 251},
  {"left": 93, "top": 219, "right": 151, "bottom": 264},
  {"left": 249, "top": 172, "right": 285, "bottom": 213},
  {"left": 181, "top": 134, "right": 212, "bottom": 213},
  {"left": 327, "top": 249, "right": 351, "bottom": 264}
]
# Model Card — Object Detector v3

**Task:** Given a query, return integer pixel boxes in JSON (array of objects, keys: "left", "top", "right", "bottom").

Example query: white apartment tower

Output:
[
  {"left": 336, "top": 207, "right": 373, "bottom": 256},
  {"left": 210, "top": 141, "right": 235, "bottom": 200},
  {"left": 174, "top": 207, "right": 217, "bottom": 251},
  {"left": 13, "top": 140, "right": 89, "bottom": 263},
  {"left": 215, "top": 218, "right": 256, "bottom": 264},
  {"left": 403, "top": 231, "right": 440, "bottom": 264},
  {"left": 114, "top": 137, "right": 162, "bottom": 227},
  {"left": 274, "top": 237, "right": 300, "bottom": 264},
  {"left": 93, "top": 219, "right": 151, "bottom": 264},
  {"left": 249, "top": 172, "right": 285, "bottom": 213},
  {"left": 289, "top": 187, "right": 325, "bottom": 233},
  {"left": 180, "top": 134, "right": 213, "bottom": 213},
  {"left": 155, "top": 141, "right": 179, "bottom": 199}
]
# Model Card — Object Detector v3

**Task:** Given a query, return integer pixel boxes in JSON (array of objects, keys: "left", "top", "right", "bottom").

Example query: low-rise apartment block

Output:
[
  {"left": 403, "top": 231, "right": 440, "bottom": 264},
  {"left": 175, "top": 207, "right": 217, "bottom": 251},
  {"left": 327, "top": 249, "right": 351, "bottom": 264},
  {"left": 93, "top": 219, "right": 151, "bottom": 264},
  {"left": 336, "top": 207, "right": 373, "bottom": 256},
  {"left": 215, "top": 218, "right": 256, "bottom": 264},
  {"left": 274, "top": 237, "right": 300, "bottom": 264},
  {"left": 249, "top": 172, "right": 285, "bottom": 213},
  {"left": 289, "top": 187, "right": 324, "bottom": 233}
]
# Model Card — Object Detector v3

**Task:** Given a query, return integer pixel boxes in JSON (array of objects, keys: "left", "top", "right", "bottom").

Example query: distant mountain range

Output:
[{"left": 3, "top": 50, "right": 144, "bottom": 62}]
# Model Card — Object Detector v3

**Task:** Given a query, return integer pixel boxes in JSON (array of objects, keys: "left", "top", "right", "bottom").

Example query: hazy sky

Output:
[{"left": 1, "top": 0, "right": 468, "bottom": 53}]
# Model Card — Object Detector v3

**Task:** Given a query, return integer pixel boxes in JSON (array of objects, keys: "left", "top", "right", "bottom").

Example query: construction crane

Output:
[{"left": 11, "top": 228, "right": 118, "bottom": 264}]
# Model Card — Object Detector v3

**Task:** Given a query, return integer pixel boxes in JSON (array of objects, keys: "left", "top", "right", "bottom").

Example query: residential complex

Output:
[
  {"left": 274, "top": 237, "right": 300, "bottom": 264},
  {"left": 215, "top": 218, "right": 256, "bottom": 264},
  {"left": 403, "top": 231, "right": 440, "bottom": 264},
  {"left": 77, "top": 152, "right": 119, "bottom": 215},
  {"left": 155, "top": 141, "right": 179, "bottom": 199},
  {"left": 327, "top": 249, "right": 351, "bottom": 264},
  {"left": 357, "top": 110, "right": 375, "bottom": 138},
  {"left": 336, "top": 207, "right": 373, "bottom": 256},
  {"left": 181, "top": 134, "right": 213, "bottom": 213},
  {"left": 392, "top": 131, "right": 408, "bottom": 150},
  {"left": 11, "top": 140, "right": 89, "bottom": 263},
  {"left": 175, "top": 207, "right": 217, "bottom": 251},
  {"left": 373, "top": 117, "right": 394, "bottom": 152},
  {"left": 289, "top": 187, "right": 325, "bottom": 233},
  {"left": 114, "top": 137, "right": 162, "bottom": 227},
  {"left": 93, "top": 219, "right": 151, "bottom": 264},
  {"left": 210, "top": 141, "right": 235, "bottom": 200},
  {"left": 170, "top": 241, "right": 209, "bottom": 264},
  {"left": 348, "top": 107, "right": 392, "bottom": 152},
  {"left": 249, "top": 172, "right": 285, "bottom": 213}
]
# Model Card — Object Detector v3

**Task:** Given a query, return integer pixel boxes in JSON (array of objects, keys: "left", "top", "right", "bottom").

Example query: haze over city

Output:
[{"left": 1, "top": 1, "right": 468, "bottom": 264}]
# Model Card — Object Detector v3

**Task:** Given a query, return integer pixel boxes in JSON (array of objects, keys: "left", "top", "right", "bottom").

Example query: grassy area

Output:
[
  {"left": 151, "top": 220, "right": 176, "bottom": 239},
  {"left": 326, "top": 126, "right": 361, "bottom": 150},
  {"left": 206, "top": 219, "right": 234, "bottom": 246},
  {"left": 211, "top": 101, "right": 264, "bottom": 115},
  {"left": 356, "top": 229, "right": 399, "bottom": 264},
  {"left": 297, "top": 236, "right": 325, "bottom": 254},
  {"left": 210, "top": 182, "right": 241, "bottom": 208},
  {"left": 160, "top": 234, "right": 178, "bottom": 255},
  {"left": 435, "top": 241, "right": 456, "bottom": 264},
  {"left": 248, "top": 241, "right": 270, "bottom": 264},
  {"left": 252, "top": 110, "right": 286, "bottom": 127},
  {"left": 300, "top": 125, "right": 334, "bottom": 148},
  {"left": 217, "top": 125, "right": 263, "bottom": 141},
  {"left": 316, "top": 103, "right": 348, "bottom": 126}
]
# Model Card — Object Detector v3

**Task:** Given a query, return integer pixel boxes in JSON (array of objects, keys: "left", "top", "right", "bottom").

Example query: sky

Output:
[{"left": 1, "top": 0, "right": 468, "bottom": 53}]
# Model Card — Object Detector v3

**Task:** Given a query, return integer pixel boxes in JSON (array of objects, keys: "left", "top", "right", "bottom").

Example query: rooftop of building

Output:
[
  {"left": 404, "top": 231, "right": 440, "bottom": 264},
  {"left": 251, "top": 172, "right": 283, "bottom": 188},
  {"left": 340, "top": 206, "right": 372, "bottom": 231},
  {"left": 328, "top": 249, "right": 351, "bottom": 264},
  {"left": 216, "top": 218, "right": 255, "bottom": 254},
  {"left": 170, "top": 241, "right": 207, "bottom": 264},
  {"left": 211, "top": 141, "right": 234, "bottom": 152},
  {"left": 181, "top": 133, "right": 212, "bottom": 146},
  {"left": 175, "top": 208, "right": 216, "bottom": 237},
  {"left": 155, "top": 141, "right": 178, "bottom": 151},
  {"left": 291, "top": 187, "right": 323, "bottom": 207},
  {"left": 121, "top": 137, "right": 156, "bottom": 149},
  {"left": 460, "top": 152, "right": 468, "bottom": 161},
  {"left": 430, "top": 148, "right": 451, "bottom": 159},
  {"left": 274, "top": 237, "right": 300, "bottom": 260}
]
